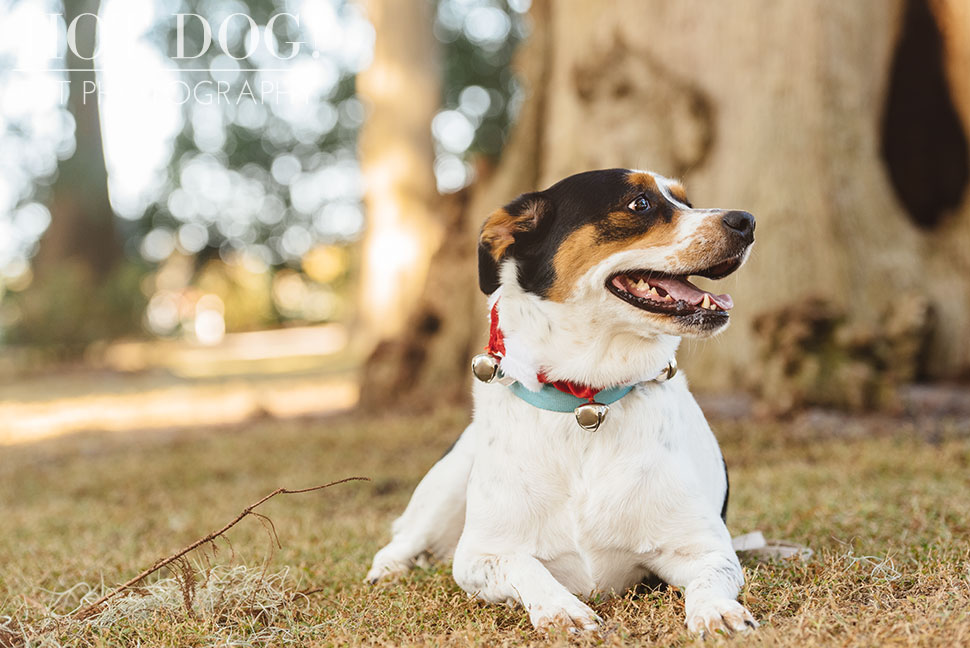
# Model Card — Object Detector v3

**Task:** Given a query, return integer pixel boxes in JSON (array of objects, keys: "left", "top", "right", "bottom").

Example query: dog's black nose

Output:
[{"left": 722, "top": 210, "right": 755, "bottom": 242}]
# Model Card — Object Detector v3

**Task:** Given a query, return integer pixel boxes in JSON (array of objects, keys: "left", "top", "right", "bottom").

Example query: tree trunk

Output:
[
  {"left": 11, "top": 0, "right": 143, "bottom": 353},
  {"left": 362, "top": 0, "right": 970, "bottom": 409},
  {"left": 354, "top": 0, "right": 442, "bottom": 345},
  {"left": 925, "top": 0, "right": 970, "bottom": 373},
  {"left": 535, "top": 0, "right": 921, "bottom": 392},
  {"left": 358, "top": 0, "right": 553, "bottom": 409},
  {"left": 34, "top": 0, "right": 121, "bottom": 279}
]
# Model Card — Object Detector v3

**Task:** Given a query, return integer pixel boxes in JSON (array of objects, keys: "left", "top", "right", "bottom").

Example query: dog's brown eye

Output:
[{"left": 628, "top": 195, "right": 650, "bottom": 212}]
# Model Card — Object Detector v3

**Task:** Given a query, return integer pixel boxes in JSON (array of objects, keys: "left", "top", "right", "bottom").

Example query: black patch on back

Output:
[{"left": 720, "top": 457, "right": 730, "bottom": 522}]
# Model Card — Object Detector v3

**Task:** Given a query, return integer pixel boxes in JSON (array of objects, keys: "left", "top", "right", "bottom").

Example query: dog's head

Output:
[{"left": 478, "top": 168, "right": 754, "bottom": 338}]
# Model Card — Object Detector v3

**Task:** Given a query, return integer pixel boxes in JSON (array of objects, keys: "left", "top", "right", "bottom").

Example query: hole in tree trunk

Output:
[{"left": 881, "top": 0, "right": 969, "bottom": 229}]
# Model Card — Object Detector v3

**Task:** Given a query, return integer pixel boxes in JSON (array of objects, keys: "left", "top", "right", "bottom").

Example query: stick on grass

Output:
[{"left": 71, "top": 477, "right": 369, "bottom": 621}]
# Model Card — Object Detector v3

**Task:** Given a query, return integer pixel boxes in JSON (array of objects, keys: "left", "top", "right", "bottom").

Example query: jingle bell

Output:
[
  {"left": 657, "top": 357, "right": 678, "bottom": 382},
  {"left": 574, "top": 402, "right": 609, "bottom": 431},
  {"left": 471, "top": 353, "right": 500, "bottom": 383}
]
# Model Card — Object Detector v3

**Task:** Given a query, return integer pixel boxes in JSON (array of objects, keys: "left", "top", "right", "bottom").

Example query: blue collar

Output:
[{"left": 507, "top": 381, "right": 637, "bottom": 413}]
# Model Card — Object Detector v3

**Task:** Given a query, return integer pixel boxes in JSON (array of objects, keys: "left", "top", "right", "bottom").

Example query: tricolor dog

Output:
[{"left": 367, "top": 168, "right": 757, "bottom": 635}]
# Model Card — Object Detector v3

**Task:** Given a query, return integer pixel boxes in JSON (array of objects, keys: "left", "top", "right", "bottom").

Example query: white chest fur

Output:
[{"left": 463, "top": 373, "right": 728, "bottom": 596}]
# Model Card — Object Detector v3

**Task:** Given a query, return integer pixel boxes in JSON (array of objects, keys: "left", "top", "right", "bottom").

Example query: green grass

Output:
[{"left": 1, "top": 407, "right": 968, "bottom": 646}]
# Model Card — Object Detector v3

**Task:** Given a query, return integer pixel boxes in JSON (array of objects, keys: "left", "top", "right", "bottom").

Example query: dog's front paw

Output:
[
  {"left": 364, "top": 561, "right": 406, "bottom": 584},
  {"left": 686, "top": 598, "right": 758, "bottom": 637},
  {"left": 528, "top": 595, "right": 602, "bottom": 633},
  {"left": 365, "top": 545, "right": 415, "bottom": 584}
]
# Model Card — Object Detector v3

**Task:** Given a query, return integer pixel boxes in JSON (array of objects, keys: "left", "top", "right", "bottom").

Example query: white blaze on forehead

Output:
[{"left": 646, "top": 171, "right": 691, "bottom": 210}]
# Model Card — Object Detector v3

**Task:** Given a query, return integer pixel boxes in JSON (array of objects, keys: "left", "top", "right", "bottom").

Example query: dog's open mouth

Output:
[{"left": 606, "top": 255, "right": 743, "bottom": 318}]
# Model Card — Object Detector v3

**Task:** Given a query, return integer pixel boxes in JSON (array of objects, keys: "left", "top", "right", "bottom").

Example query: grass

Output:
[{"left": 1, "top": 406, "right": 968, "bottom": 646}]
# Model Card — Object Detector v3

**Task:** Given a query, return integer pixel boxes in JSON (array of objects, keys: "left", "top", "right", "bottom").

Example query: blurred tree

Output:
[
  {"left": 2, "top": 0, "right": 528, "bottom": 353},
  {"left": 132, "top": 0, "right": 370, "bottom": 337},
  {"left": 138, "top": 0, "right": 525, "bottom": 341},
  {"left": 143, "top": 0, "right": 365, "bottom": 261},
  {"left": 354, "top": 0, "right": 441, "bottom": 342},
  {"left": 10, "top": 0, "right": 144, "bottom": 353},
  {"left": 360, "top": 0, "right": 544, "bottom": 407},
  {"left": 35, "top": 0, "right": 121, "bottom": 278},
  {"left": 364, "top": 0, "right": 970, "bottom": 409},
  {"left": 430, "top": 0, "right": 526, "bottom": 185},
  {"left": 926, "top": 0, "right": 970, "bottom": 365},
  {"left": 355, "top": 0, "right": 526, "bottom": 346}
]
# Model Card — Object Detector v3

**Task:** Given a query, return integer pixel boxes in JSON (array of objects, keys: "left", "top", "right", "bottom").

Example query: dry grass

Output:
[
  {"left": 5, "top": 565, "right": 322, "bottom": 647},
  {"left": 1, "top": 406, "right": 968, "bottom": 646}
]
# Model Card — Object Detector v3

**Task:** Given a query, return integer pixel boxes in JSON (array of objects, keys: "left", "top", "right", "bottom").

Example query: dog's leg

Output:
[
  {"left": 645, "top": 521, "right": 757, "bottom": 637},
  {"left": 366, "top": 425, "right": 475, "bottom": 583},
  {"left": 453, "top": 548, "right": 601, "bottom": 632}
]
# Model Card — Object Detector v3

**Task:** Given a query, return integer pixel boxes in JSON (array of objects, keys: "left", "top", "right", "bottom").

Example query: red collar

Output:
[{"left": 486, "top": 301, "right": 602, "bottom": 402}]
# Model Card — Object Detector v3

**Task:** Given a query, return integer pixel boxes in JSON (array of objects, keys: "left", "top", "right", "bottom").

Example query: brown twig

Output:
[{"left": 70, "top": 477, "right": 369, "bottom": 621}]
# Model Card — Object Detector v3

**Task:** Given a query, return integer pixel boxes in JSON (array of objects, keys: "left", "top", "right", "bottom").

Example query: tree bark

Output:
[
  {"left": 10, "top": 0, "right": 144, "bottom": 353},
  {"left": 925, "top": 0, "right": 970, "bottom": 375},
  {"left": 534, "top": 0, "right": 922, "bottom": 390},
  {"left": 34, "top": 0, "right": 121, "bottom": 279},
  {"left": 355, "top": 0, "right": 442, "bottom": 345},
  {"left": 358, "top": 0, "right": 553, "bottom": 409},
  {"left": 361, "top": 0, "right": 970, "bottom": 408}
]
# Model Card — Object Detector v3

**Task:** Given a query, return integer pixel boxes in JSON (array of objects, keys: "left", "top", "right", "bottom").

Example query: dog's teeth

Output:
[
  {"left": 635, "top": 279, "right": 648, "bottom": 292},
  {"left": 649, "top": 287, "right": 659, "bottom": 296},
  {"left": 701, "top": 294, "right": 711, "bottom": 310},
  {"left": 664, "top": 295, "right": 673, "bottom": 302}
]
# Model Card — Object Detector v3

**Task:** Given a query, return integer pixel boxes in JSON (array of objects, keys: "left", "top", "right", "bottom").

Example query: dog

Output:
[{"left": 367, "top": 168, "right": 757, "bottom": 636}]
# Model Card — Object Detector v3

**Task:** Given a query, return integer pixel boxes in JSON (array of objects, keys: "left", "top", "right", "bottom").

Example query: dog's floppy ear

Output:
[{"left": 477, "top": 193, "right": 550, "bottom": 295}]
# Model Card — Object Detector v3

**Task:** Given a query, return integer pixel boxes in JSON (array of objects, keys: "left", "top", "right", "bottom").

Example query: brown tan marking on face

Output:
[
  {"left": 667, "top": 214, "right": 740, "bottom": 270},
  {"left": 626, "top": 171, "right": 659, "bottom": 192},
  {"left": 547, "top": 218, "right": 681, "bottom": 302},
  {"left": 602, "top": 209, "right": 643, "bottom": 232},
  {"left": 667, "top": 181, "right": 689, "bottom": 204},
  {"left": 479, "top": 203, "right": 542, "bottom": 261}
]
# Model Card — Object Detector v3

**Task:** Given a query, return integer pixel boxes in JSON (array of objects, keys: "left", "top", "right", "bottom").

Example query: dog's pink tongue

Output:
[{"left": 650, "top": 276, "right": 734, "bottom": 310}]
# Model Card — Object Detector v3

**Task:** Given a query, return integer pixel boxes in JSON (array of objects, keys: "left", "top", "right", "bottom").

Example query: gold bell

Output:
[
  {"left": 657, "top": 357, "right": 678, "bottom": 382},
  {"left": 471, "top": 353, "right": 500, "bottom": 383},
  {"left": 574, "top": 402, "right": 609, "bottom": 431}
]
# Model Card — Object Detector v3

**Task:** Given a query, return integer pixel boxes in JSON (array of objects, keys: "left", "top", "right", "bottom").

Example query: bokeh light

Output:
[{"left": 0, "top": 0, "right": 525, "bottom": 343}]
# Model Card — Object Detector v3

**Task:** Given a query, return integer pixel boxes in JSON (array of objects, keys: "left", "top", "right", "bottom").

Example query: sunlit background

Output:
[
  {"left": 0, "top": 0, "right": 526, "bottom": 341},
  {"left": 8, "top": 0, "right": 964, "bottom": 445},
  {"left": 0, "top": 0, "right": 528, "bottom": 440}
]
